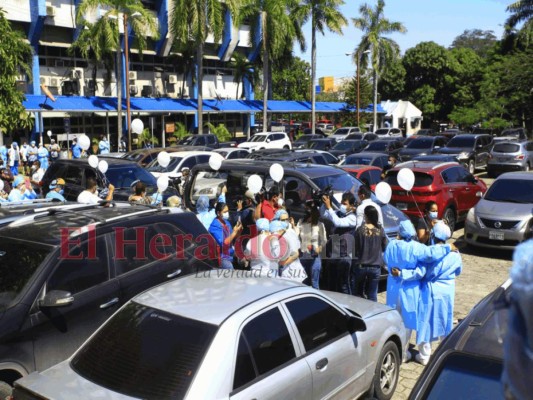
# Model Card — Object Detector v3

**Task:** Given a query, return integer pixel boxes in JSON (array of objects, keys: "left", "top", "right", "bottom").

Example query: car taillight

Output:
[
  {"left": 413, "top": 190, "right": 440, "bottom": 197},
  {"left": 515, "top": 154, "right": 525, "bottom": 160}
]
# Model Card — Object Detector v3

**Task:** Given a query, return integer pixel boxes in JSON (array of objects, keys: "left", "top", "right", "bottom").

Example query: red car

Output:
[
  {"left": 384, "top": 161, "right": 487, "bottom": 231},
  {"left": 341, "top": 165, "right": 383, "bottom": 191}
]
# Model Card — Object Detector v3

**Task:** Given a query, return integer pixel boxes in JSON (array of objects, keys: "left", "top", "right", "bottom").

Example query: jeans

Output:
[
  {"left": 354, "top": 265, "right": 380, "bottom": 302},
  {"left": 301, "top": 256, "right": 321, "bottom": 289},
  {"left": 337, "top": 258, "right": 352, "bottom": 295},
  {"left": 221, "top": 258, "right": 234, "bottom": 270}
]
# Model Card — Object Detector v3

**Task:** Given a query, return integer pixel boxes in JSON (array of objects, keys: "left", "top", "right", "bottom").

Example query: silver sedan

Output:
[{"left": 14, "top": 275, "right": 406, "bottom": 400}]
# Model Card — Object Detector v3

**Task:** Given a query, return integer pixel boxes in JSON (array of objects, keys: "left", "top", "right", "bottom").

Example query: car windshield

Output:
[
  {"left": 215, "top": 151, "right": 228, "bottom": 158},
  {"left": 484, "top": 179, "right": 533, "bottom": 203},
  {"left": 333, "top": 128, "right": 349, "bottom": 135},
  {"left": 346, "top": 134, "right": 363, "bottom": 140},
  {"left": 447, "top": 137, "right": 475, "bottom": 148},
  {"left": 123, "top": 152, "right": 145, "bottom": 162},
  {"left": 178, "top": 136, "right": 195, "bottom": 145},
  {"left": 106, "top": 165, "right": 158, "bottom": 188},
  {"left": 71, "top": 302, "right": 217, "bottom": 400},
  {"left": 332, "top": 141, "right": 354, "bottom": 151},
  {"left": 309, "top": 141, "right": 329, "bottom": 150},
  {"left": 311, "top": 173, "right": 361, "bottom": 195},
  {"left": 0, "top": 240, "right": 50, "bottom": 311},
  {"left": 366, "top": 142, "right": 387, "bottom": 151},
  {"left": 147, "top": 157, "right": 183, "bottom": 173},
  {"left": 493, "top": 143, "right": 520, "bottom": 153},
  {"left": 375, "top": 129, "right": 389, "bottom": 135},
  {"left": 250, "top": 135, "right": 267, "bottom": 142},
  {"left": 384, "top": 171, "right": 434, "bottom": 187},
  {"left": 407, "top": 138, "right": 433, "bottom": 149},
  {"left": 295, "top": 136, "right": 313, "bottom": 143},
  {"left": 344, "top": 155, "right": 374, "bottom": 165}
]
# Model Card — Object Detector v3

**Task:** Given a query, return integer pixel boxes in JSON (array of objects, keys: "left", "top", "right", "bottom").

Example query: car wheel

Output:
[
  {"left": 283, "top": 145, "right": 290, "bottom": 150},
  {"left": 443, "top": 207, "right": 456, "bottom": 233},
  {"left": 0, "top": 381, "right": 12, "bottom": 398},
  {"left": 487, "top": 169, "right": 496, "bottom": 178},
  {"left": 468, "top": 159, "right": 475, "bottom": 175},
  {"left": 373, "top": 341, "right": 400, "bottom": 400},
  {"left": 523, "top": 163, "right": 530, "bottom": 172}
]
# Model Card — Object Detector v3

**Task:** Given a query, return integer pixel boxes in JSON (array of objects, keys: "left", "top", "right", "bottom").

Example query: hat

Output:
[
  {"left": 30, "top": 141, "right": 35, "bottom": 145},
  {"left": 269, "top": 220, "right": 285, "bottom": 233},
  {"left": 399, "top": 220, "right": 416, "bottom": 240},
  {"left": 12, "top": 142, "right": 18, "bottom": 147},
  {"left": 13, "top": 176, "right": 25, "bottom": 188},
  {"left": 49, "top": 178, "right": 65, "bottom": 189},
  {"left": 166, "top": 196, "right": 181, "bottom": 208},
  {"left": 433, "top": 221, "right": 451, "bottom": 241},
  {"left": 196, "top": 195, "right": 210, "bottom": 213},
  {"left": 51, "top": 139, "right": 55, "bottom": 143},
  {"left": 274, "top": 209, "right": 289, "bottom": 221},
  {"left": 256, "top": 218, "right": 270, "bottom": 232}
]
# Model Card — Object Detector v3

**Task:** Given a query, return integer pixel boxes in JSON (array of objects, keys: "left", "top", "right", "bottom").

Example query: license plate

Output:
[
  {"left": 489, "top": 231, "right": 504, "bottom": 241},
  {"left": 396, "top": 202, "right": 408, "bottom": 210}
]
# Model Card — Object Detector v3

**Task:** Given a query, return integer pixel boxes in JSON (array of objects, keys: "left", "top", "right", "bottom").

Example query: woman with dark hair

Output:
[
  {"left": 296, "top": 203, "right": 327, "bottom": 289},
  {"left": 128, "top": 181, "right": 160, "bottom": 205},
  {"left": 418, "top": 201, "right": 438, "bottom": 244},
  {"left": 209, "top": 202, "right": 243, "bottom": 269},
  {"left": 353, "top": 205, "right": 388, "bottom": 301}
]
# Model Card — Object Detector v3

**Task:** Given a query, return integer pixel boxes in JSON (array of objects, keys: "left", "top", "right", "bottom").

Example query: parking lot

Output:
[{"left": 383, "top": 173, "right": 515, "bottom": 399}]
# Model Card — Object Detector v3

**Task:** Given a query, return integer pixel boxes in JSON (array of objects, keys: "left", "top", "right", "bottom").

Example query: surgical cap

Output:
[
  {"left": 274, "top": 209, "right": 288, "bottom": 221},
  {"left": 196, "top": 195, "right": 210, "bottom": 213},
  {"left": 13, "top": 176, "right": 25, "bottom": 188},
  {"left": 433, "top": 221, "right": 451, "bottom": 241},
  {"left": 269, "top": 220, "right": 285, "bottom": 233},
  {"left": 256, "top": 218, "right": 270, "bottom": 232},
  {"left": 399, "top": 220, "right": 416, "bottom": 240}
]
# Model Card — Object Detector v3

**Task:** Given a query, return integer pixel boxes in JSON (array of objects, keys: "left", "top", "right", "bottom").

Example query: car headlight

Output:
[
  {"left": 458, "top": 152, "right": 470, "bottom": 159},
  {"left": 466, "top": 208, "right": 476, "bottom": 224}
]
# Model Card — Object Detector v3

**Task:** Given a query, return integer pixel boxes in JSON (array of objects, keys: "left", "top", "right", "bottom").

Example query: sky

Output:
[{"left": 295, "top": 0, "right": 511, "bottom": 81}]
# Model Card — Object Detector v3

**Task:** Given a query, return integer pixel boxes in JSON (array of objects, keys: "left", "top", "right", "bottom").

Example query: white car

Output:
[
  {"left": 330, "top": 127, "right": 362, "bottom": 142},
  {"left": 213, "top": 147, "right": 251, "bottom": 160},
  {"left": 147, "top": 150, "right": 215, "bottom": 179},
  {"left": 238, "top": 132, "right": 292, "bottom": 151},
  {"left": 375, "top": 128, "right": 403, "bottom": 137},
  {"left": 14, "top": 275, "right": 406, "bottom": 400}
]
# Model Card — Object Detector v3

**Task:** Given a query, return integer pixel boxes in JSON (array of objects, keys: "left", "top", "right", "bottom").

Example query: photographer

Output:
[
  {"left": 356, "top": 185, "right": 383, "bottom": 229},
  {"left": 235, "top": 190, "right": 257, "bottom": 246},
  {"left": 254, "top": 185, "right": 281, "bottom": 221},
  {"left": 321, "top": 192, "right": 357, "bottom": 294}
]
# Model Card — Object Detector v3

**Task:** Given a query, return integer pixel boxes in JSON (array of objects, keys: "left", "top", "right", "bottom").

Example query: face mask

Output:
[
  {"left": 222, "top": 212, "right": 230, "bottom": 220},
  {"left": 59, "top": 189, "right": 64, "bottom": 195},
  {"left": 31, "top": 166, "right": 36, "bottom": 171},
  {"left": 280, "top": 220, "right": 289, "bottom": 229},
  {"left": 429, "top": 211, "right": 438, "bottom": 220},
  {"left": 340, "top": 204, "right": 348, "bottom": 214},
  {"left": 277, "top": 198, "right": 284, "bottom": 207},
  {"left": 388, "top": 161, "right": 394, "bottom": 166}
]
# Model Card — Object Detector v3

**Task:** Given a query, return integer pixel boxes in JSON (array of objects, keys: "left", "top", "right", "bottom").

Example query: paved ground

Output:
[{"left": 379, "top": 173, "right": 515, "bottom": 399}]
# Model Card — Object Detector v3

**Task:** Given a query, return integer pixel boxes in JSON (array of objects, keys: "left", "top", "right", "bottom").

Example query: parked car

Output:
[
  {"left": 374, "top": 128, "right": 403, "bottom": 137},
  {"left": 330, "top": 127, "right": 362, "bottom": 142},
  {"left": 147, "top": 150, "right": 214, "bottom": 179},
  {"left": 14, "top": 275, "right": 406, "bottom": 400},
  {"left": 329, "top": 140, "right": 369, "bottom": 160},
  {"left": 411, "top": 154, "right": 460, "bottom": 163},
  {"left": 384, "top": 161, "right": 488, "bottom": 232},
  {"left": 345, "top": 132, "right": 379, "bottom": 142},
  {"left": 120, "top": 147, "right": 206, "bottom": 167},
  {"left": 213, "top": 147, "right": 251, "bottom": 160},
  {"left": 341, "top": 165, "right": 383, "bottom": 191},
  {"left": 437, "top": 134, "right": 494, "bottom": 174},
  {"left": 302, "top": 128, "right": 327, "bottom": 137},
  {"left": 498, "top": 127, "right": 528, "bottom": 141},
  {"left": 0, "top": 205, "right": 215, "bottom": 394},
  {"left": 293, "top": 134, "right": 324, "bottom": 149},
  {"left": 340, "top": 152, "right": 390, "bottom": 169},
  {"left": 324, "top": 124, "right": 335, "bottom": 134},
  {"left": 464, "top": 172, "right": 533, "bottom": 250},
  {"left": 42, "top": 159, "right": 179, "bottom": 202},
  {"left": 415, "top": 128, "right": 436, "bottom": 136},
  {"left": 307, "top": 137, "right": 337, "bottom": 151},
  {"left": 177, "top": 133, "right": 236, "bottom": 148},
  {"left": 250, "top": 149, "right": 339, "bottom": 166},
  {"left": 237, "top": 132, "right": 292, "bottom": 151},
  {"left": 398, "top": 136, "right": 449, "bottom": 161},
  {"left": 439, "top": 129, "right": 464, "bottom": 140},
  {"left": 487, "top": 141, "right": 533, "bottom": 177},
  {"left": 409, "top": 280, "right": 509, "bottom": 400},
  {"left": 363, "top": 139, "right": 404, "bottom": 158}
]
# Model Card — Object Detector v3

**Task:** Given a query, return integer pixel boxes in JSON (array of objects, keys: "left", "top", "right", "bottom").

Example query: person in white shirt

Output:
[
  {"left": 244, "top": 218, "right": 278, "bottom": 276},
  {"left": 270, "top": 220, "right": 307, "bottom": 283},
  {"left": 77, "top": 177, "right": 114, "bottom": 205},
  {"left": 355, "top": 185, "right": 383, "bottom": 229},
  {"left": 29, "top": 160, "right": 45, "bottom": 196}
]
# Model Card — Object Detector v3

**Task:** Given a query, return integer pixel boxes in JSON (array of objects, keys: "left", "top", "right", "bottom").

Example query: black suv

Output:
[
  {"left": 437, "top": 134, "right": 494, "bottom": 174},
  {"left": 42, "top": 159, "right": 179, "bottom": 201},
  {"left": 0, "top": 205, "right": 215, "bottom": 392}
]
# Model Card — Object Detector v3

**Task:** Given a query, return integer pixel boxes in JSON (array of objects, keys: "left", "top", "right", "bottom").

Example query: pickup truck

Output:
[{"left": 177, "top": 134, "right": 236, "bottom": 148}]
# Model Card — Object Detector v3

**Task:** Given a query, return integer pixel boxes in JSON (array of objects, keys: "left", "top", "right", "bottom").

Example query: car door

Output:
[
  {"left": 30, "top": 234, "right": 120, "bottom": 371},
  {"left": 455, "top": 167, "right": 481, "bottom": 217},
  {"left": 441, "top": 166, "right": 469, "bottom": 215},
  {"left": 282, "top": 295, "right": 367, "bottom": 400},
  {"left": 230, "top": 306, "right": 313, "bottom": 400}
]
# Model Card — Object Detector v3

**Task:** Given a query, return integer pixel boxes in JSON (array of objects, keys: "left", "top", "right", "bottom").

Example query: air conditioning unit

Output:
[
  {"left": 141, "top": 85, "right": 153, "bottom": 97},
  {"left": 46, "top": 6, "right": 55, "bottom": 17},
  {"left": 130, "top": 85, "right": 138, "bottom": 95},
  {"left": 49, "top": 77, "right": 60, "bottom": 87},
  {"left": 40, "top": 77, "right": 48, "bottom": 86},
  {"left": 71, "top": 68, "right": 83, "bottom": 80},
  {"left": 62, "top": 80, "right": 79, "bottom": 96},
  {"left": 128, "top": 71, "right": 137, "bottom": 81},
  {"left": 168, "top": 75, "right": 178, "bottom": 84}
]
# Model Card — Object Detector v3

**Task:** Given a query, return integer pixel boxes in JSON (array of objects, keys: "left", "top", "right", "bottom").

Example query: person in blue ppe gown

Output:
[
  {"left": 8, "top": 142, "right": 21, "bottom": 176},
  {"left": 27, "top": 141, "right": 38, "bottom": 165},
  {"left": 8, "top": 176, "right": 38, "bottom": 202},
  {"left": 0, "top": 145, "right": 7, "bottom": 166},
  {"left": 415, "top": 221, "right": 462, "bottom": 365},
  {"left": 37, "top": 143, "right": 49, "bottom": 171},
  {"left": 196, "top": 190, "right": 226, "bottom": 231},
  {"left": 45, "top": 178, "right": 66, "bottom": 202},
  {"left": 209, "top": 202, "right": 242, "bottom": 269},
  {"left": 385, "top": 220, "right": 456, "bottom": 361},
  {"left": 71, "top": 138, "right": 82, "bottom": 159},
  {"left": 98, "top": 135, "right": 110, "bottom": 154}
]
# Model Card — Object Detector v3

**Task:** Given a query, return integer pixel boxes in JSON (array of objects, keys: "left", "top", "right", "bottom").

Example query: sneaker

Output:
[
  {"left": 403, "top": 350, "right": 412, "bottom": 363},
  {"left": 415, "top": 353, "right": 429, "bottom": 366}
]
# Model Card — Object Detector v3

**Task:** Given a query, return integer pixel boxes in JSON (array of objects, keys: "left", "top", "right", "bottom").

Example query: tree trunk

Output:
[
  {"left": 116, "top": 46, "right": 123, "bottom": 150},
  {"left": 262, "top": 11, "right": 268, "bottom": 132},
  {"left": 197, "top": 40, "right": 204, "bottom": 134},
  {"left": 311, "top": 16, "right": 316, "bottom": 135},
  {"left": 373, "top": 68, "right": 378, "bottom": 132}
]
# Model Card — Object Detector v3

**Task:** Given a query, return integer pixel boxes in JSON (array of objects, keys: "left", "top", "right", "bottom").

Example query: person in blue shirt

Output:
[
  {"left": 0, "top": 145, "right": 7, "bottom": 166},
  {"left": 45, "top": 178, "right": 66, "bottom": 202},
  {"left": 26, "top": 141, "right": 38, "bottom": 165},
  {"left": 8, "top": 176, "right": 38, "bottom": 202},
  {"left": 71, "top": 138, "right": 82, "bottom": 159},
  {"left": 414, "top": 222, "right": 462, "bottom": 366},
  {"left": 37, "top": 143, "right": 49, "bottom": 170},
  {"left": 196, "top": 191, "right": 226, "bottom": 231},
  {"left": 209, "top": 202, "right": 243, "bottom": 269},
  {"left": 98, "top": 135, "right": 110, "bottom": 154}
]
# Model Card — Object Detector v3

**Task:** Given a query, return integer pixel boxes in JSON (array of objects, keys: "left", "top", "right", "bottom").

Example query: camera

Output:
[
  {"left": 311, "top": 185, "right": 333, "bottom": 207},
  {"left": 254, "top": 187, "right": 266, "bottom": 204}
]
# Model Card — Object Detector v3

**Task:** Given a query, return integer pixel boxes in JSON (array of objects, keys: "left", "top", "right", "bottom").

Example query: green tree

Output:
[
  {"left": 0, "top": 9, "right": 33, "bottom": 144},
  {"left": 206, "top": 122, "right": 232, "bottom": 141},
  {"left": 171, "top": 0, "right": 238, "bottom": 134},
  {"left": 136, "top": 127, "right": 159, "bottom": 148},
  {"left": 448, "top": 47, "right": 485, "bottom": 108},
  {"left": 352, "top": 0, "right": 406, "bottom": 131},
  {"left": 295, "top": 0, "right": 347, "bottom": 134},
  {"left": 76, "top": 0, "right": 158, "bottom": 149},
  {"left": 173, "top": 122, "right": 190, "bottom": 141},
  {"left": 228, "top": 52, "right": 259, "bottom": 99},
  {"left": 270, "top": 55, "right": 311, "bottom": 101},
  {"left": 450, "top": 29, "right": 497, "bottom": 58},
  {"left": 506, "top": 0, "right": 533, "bottom": 30},
  {"left": 378, "top": 58, "right": 406, "bottom": 100}
]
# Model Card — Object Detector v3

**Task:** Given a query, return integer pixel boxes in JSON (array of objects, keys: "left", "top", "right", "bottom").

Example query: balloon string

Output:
[{"left": 409, "top": 190, "right": 424, "bottom": 219}]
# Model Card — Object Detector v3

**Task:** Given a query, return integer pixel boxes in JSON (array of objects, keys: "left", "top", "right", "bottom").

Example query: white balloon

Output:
[
  {"left": 98, "top": 160, "right": 108, "bottom": 174},
  {"left": 157, "top": 151, "right": 171, "bottom": 168},
  {"left": 131, "top": 118, "right": 144, "bottom": 135},
  {"left": 269, "top": 163, "right": 284, "bottom": 182},
  {"left": 397, "top": 168, "right": 415, "bottom": 191},
  {"left": 47, "top": 130, "right": 52, "bottom": 137},
  {"left": 88, "top": 155, "right": 99, "bottom": 168},
  {"left": 78, "top": 134, "right": 91, "bottom": 151},
  {"left": 209, "top": 153, "right": 224, "bottom": 171},
  {"left": 0, "top": 180, "right": 4, "bottom": 192},
  {"left": 247, "top": 174, "right": 263, "bottom": 194},
  {"left": 157, "top": 175, "right": 169, "bottom": 192},
  {"left": 375, "top": 182, "right": 392, "bottom": 204}
]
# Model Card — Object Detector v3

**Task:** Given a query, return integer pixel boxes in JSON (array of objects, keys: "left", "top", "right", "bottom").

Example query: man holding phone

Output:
[{"left": 8, "top": 176, "right": 38, "bottom": 202}]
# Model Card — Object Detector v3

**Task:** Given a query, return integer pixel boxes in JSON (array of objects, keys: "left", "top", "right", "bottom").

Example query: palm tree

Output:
[
  {"left": 506, "top": 0, "right": 533, "bottom": 29},
  {"left": 76, "top": 0, "right": 158, "bottom": 148},
  {"left": 228, "top": 52, "right": 259, "bottom": 99},
  {"left": 352, "top": 0, "right": 406, "bottom": 131},
  {"left": 294, "top": 0, "right": 347, "bottom": 135},
  {"left": 238, "top": 0, "right": 305, "bottom": 130},
  {"left": 170, "top": 0, "right": 238, "bottom": 134}
]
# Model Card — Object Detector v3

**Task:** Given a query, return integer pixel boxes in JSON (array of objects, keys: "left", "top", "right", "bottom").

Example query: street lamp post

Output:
[
  {"left": 347, "top": 50, "right": 370, "bottom": 127},
  {"left": 124, "top": 12, "right": 132, "bottom": 152}
]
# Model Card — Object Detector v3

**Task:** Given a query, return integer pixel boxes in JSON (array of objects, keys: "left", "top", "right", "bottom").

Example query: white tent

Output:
[{"left": 381, "top": 100, "right": 423, "bottom": 136}]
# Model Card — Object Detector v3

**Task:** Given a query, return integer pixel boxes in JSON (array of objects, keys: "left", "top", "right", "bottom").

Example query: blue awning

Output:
[{"left": 23, "top": 95, "right": 386, "bottom": 114}]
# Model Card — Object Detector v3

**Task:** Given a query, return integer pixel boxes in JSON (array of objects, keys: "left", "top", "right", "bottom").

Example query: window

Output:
[
  {"left": 284, "top": 177, "right": 313, "bottom": 206},
  {"left": 369, "top": 169, "right": 382, "bottom": 184},
  {"left": 441, "top": 167, "right": 462, "bottom": 184},
  {"left": 48, "top": 236, "right": 108, "bottom": 294},
  {"left": 374, "top": 156, "right": 389, "bottom": 168},
  {"left": 207, "top": 136, "right": 216, "bottom": 145},
  {"left": 322, "top": 153, "right": 338, "bottom": 164},
  {"left": 241, "top": 307, "right": 296, "bottom": 375},
  {"left": 456, "top": 168, "right": 473, "bottom": 183},
  {"left": 286, "top": 296, "right": 348, "bottom": 352},
  {"left": 493, "top": 143, "right": 520, "bottom": 153},
  {"left": 385, "top": 171, "right": 434, "bottom": 187},
  {"left": 359, "top": 171, "right": 371, "bottom": 187},
  {"left": 64, "top": 165, "right": 84, "bottom": 185},
  {"left": 196, "top": 155, "right": 211, "bottom": 165},
  {"left": 233, "top": 335, "right": 257, "bottom": 390}
]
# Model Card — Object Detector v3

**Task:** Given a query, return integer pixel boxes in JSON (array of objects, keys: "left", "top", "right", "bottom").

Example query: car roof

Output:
[
  {"left": 351, "top": 152, "right": 388, "bottom": 158},
  {"left": 495, "top": 171, "right": 533, "bottom": 180},
  {"left": 168, "top": 151, "right": 214, "bottom": 157},
  {"left": 52, "top": 158, "right": 138, "bottom": 167},
  {"left": 215, "top": 147, "right": 247, "bottom": 152},
  {"left": 341, "top": 165, "right": 381, "bottom": 172},
  {"left": 393, "top": 161, "right": 459, "bottom": 171},
  {"left": 134, "top": 275, "right": 305, "bottom": 325}
]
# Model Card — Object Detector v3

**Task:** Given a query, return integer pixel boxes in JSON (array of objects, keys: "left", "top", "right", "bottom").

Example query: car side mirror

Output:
[
  {"left": 347, "top": 315, "right": 366, "bottom": 333},
  {"left": 266, "top": 139, "right": 271, "bottom": 143},
  {"left": 476, "top": 191, "right": 483, "bottom": 198},
  {"left": 39, "top": 290, "right": 74, "bottom": 308}
]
